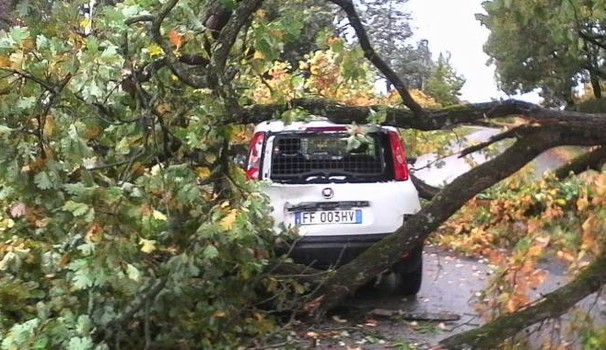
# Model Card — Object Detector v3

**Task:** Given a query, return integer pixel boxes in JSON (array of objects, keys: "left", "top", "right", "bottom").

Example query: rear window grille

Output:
[{"left": 269, "top": 133, "right": 387, "bottom": 182}]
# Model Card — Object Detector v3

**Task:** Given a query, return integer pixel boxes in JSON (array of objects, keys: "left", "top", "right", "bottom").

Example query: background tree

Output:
[
  {"left": 424, "top": 52, "right": 465, "bottom": 106},
  {"left": 356, "top": 0, "right": 423, "bottom": 92},
  {"left": 393, "top": 39, "right": 433, "bottom": 90},
  {"left": 479, "top": 0, "right": 606, "bottom": 107}
]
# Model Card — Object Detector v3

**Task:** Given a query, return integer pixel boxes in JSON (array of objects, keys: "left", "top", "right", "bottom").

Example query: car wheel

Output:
[
  {"left": 392, "top": 246, "right": 423, "bottom": 295},
  {"left": 393, "top": 260, "right": 423, "bottom": 295}
]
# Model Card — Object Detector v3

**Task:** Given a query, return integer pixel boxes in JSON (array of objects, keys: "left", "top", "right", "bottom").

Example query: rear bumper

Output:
[{"left": 276, "top": 233, "right": 422, "bottom": 270}]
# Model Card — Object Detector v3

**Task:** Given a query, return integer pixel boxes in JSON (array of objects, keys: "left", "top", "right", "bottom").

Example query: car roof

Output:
[{"left": 254, "top": 116, "right": 397, "bottom": 133}]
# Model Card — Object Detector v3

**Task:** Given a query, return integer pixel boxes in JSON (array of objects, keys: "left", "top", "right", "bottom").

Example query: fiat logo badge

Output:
[{"left": 321, "top": 187, "right": 334, "bottom": 199}]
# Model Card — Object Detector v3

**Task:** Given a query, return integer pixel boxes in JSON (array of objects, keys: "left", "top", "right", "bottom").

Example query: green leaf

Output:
[
  {"left": 66, "top": 336, "right": 93, "bottom": 350},
  {"left": 33, "top": 337, "right": 49, "bottom": 349},
  {"left": 77, "top": 242, "right": 96, "bottom": 256},
  {"left": 34, "top": 171, "right": 53, "bottom": 190},
  {"left": 72, "top": 270, "right": 94, "bottom": 290},
  {"left": 63, "top": 200, "right": 90, "bottom": 217},
  {"left": 203, "top": 245, "right": 219, "bottom": 260},
  {"left": 17, "top": 96, "right": 36, "bottom": 110},
  {"left": 84, "top": 37, "right": 99, "bottom": 54},
  {"left": 9, "top": 26, "right": 30, "bottom": 46},
  {"left": 126, "top": 263, "right": 141, "bottom": 282},
  {"left": 36, "top": 34, "right": 49, "bottom": 51},
  {"left": 64, "top": 183, "right": 88, "bottom": 195},
  {"left": 0, "top": 31, "right": 14, "bottom": 48},
  {"left": 76, "top": 315, "right": 92, "bottom": 335}
]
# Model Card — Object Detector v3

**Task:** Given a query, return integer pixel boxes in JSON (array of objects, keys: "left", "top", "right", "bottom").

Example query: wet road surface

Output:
[{"left": 304, "top": 246, "right": 493, "bottom": 349}]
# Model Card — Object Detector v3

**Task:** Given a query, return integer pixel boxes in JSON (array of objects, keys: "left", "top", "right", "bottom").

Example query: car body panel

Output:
[
  {"left": 248, "top": 118, "right": 423, "bottom": 274},
  {"left": 262, "top": 182, "right": 420, "bottom": 236}
]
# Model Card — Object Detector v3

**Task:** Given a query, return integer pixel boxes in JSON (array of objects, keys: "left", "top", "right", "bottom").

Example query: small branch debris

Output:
[{"left": 369, "top": 308, "right": 461, "bottom": 321}]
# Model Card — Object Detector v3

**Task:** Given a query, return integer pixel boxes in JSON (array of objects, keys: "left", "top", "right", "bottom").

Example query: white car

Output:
[{"left": 246, "top": 117, "right": 423, "bottom": 294}]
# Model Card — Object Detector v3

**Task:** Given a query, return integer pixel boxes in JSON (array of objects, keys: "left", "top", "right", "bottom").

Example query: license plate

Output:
[{"left": 295, "top": 210, "right": 362, "bottom": 225}]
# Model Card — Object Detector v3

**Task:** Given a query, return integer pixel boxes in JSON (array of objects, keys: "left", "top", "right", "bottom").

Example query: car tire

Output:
[
  {"left": 393, "top": 260, "right": 423, "bottom": 295},
  {"left": 392, "top": 246, "right": 423, "bottom": 295}
]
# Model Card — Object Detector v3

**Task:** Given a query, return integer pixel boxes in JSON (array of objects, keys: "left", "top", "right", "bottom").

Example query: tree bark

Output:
[
  {"left": 235, "top": 98, "right": 606, "bottom": 131},
  {"left": 440, "top": 250, "right": 606, "bottom": 349},
  {"left": 309, "top": 121, "right": 606, "bottom": 314},
  {"left": 554, "top": 145, "right": 606, "bottom": 179}
]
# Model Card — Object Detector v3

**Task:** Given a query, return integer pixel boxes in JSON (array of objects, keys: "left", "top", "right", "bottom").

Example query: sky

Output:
[{"left": 405, "top": 0, "right": 540, "bottom": 103}]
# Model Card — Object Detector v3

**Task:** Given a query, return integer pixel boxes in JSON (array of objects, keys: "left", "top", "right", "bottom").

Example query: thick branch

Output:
[
  {"left": 130, "top": 0, "right": 210, "bottom": 88},
  {"left": 105, "top": 277, "right": 168, "bottom": 341},
  {"left": 0, "top": 68, "right": 55, "bottom": 91},
  {"left": 209, "top": 0, "right": 263, "bottom": 77},
  {"left": 554, "top": 145, "right": 606, "bottom": 179},
  {"left": 236, "top": 98, "right": 606, "bottom": 131},
  {"left": 458, "top": 125, "right": 533, "bottom": 158},
  {"left": 410, "top": 174, "right": 439, "bottom": 200},
  {"left": 440, "top": 251, "right": 606, "bottom": 349},
  {"left": 311, "top": 121, "right": 606, "bottom": 314},
  {"left": 328, "top": 0, "right": 424, "bottom": 115}
]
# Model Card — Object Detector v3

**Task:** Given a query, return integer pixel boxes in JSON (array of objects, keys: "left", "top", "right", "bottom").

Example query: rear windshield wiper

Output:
[{"left": 296, "top": 170, "right": 360, "bottom": 181}]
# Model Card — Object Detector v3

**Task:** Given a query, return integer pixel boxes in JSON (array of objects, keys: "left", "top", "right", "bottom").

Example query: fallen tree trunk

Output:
[
  {"left": 440, "top": 250, "right": 606, "bottom": 349},
  {"left": 554, "top": 145, "right": 606, "bottom": 179},
  {"left": 310, "top": 121, "right": 606, "bottom": 315},
  {"left": 235, "top": 98, "right": 606, "bottom": 131}
]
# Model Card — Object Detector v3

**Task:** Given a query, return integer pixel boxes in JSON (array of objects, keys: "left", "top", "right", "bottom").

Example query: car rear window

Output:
[{"left": 268, "top": 132, "right": 393, "bottom": 183}]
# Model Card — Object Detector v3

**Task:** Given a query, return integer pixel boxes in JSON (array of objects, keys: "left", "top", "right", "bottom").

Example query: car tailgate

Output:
[{"left": 262, "top": 182, "right": 420, "bottom": 236}]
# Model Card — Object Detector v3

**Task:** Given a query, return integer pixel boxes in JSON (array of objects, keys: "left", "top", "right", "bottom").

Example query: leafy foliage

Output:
[
  {"left": 0, "top": 1, "right": 311, "bottom": 347},
  {"left": 436, "top": 168, "right": 606, "bottom": 326},
  {"left": 424, "top": 53, "right": 465, "bottom": 106},
  {"left": 358, "top": 0, "right": 413, "bottom": 71},
  {"left": 479, "top": 0, "right": 606, "bottom": 106}
]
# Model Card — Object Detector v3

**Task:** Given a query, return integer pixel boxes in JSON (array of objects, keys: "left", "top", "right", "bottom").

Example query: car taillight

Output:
[
  {"left": 246, "top": 131, "right": 265, "bottom": 180},
  {"left": 388, "top": 130, "right": 409, "bottom": 181}
]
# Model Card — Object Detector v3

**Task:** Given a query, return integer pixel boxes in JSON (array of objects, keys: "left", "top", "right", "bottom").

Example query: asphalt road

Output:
[
  {"left": 302, "top": 248, "right": 606, "bottom": 349},
  {"left": 303, "top": 246, "right": 493, "bottom": 349}
]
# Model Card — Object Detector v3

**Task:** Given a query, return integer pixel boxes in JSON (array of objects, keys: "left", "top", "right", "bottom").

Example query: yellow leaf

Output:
[
  {"left": 204, "top": 153, "right": 217, "bottom": 164},
  {"left": 213, "top": 310, "right": 226, "bottom": 318},
  {"left": 577, "top": 193, "right": 589, "bottom": 211},
  {"left": 10, "top": 51, "right": 24, "bottom": 69},
  {"left": 155, "top": 103, "right": 171, "bottom": 114},
  {"left": 43, "top": 116, "right": 56, "bottom": 136},
  {"left": 147, "top": 43, "right": 164, "bottom": 57},
  {"left": 582, "top": 215, "right": 597, "bottom": 234},
  {"left": 253, "top": 50, "right": 265, "bottom": 60},
  {"left": 152, "top": 210, "right": 167, "bottom": 221},
  {"left": 79, "top": 18, "right": 91, "bottom": 29},
  {"left": 219, "top": 209, "right": 238, "bottom": 232},
  {"left": 506, "top": 298, "right": 518, "bottom": 313},
  {"left": 85, "top": 223, "right": 103, "bottom": 242},
  {"left": 527, "top": 244, "right": 543, "bottom": 258},
  {"left": 140, "top": 238, "right": 157, "bottom": 253},
  {"left": 0, "top": 218, "right": 15, "bottom": 231},
  {"left": 595, "top": 174, "right": 606, "bottom": 196},
  {"left": 557, "top": 249, "right": 575, "bottom": 262},
  {"left": 197, "top": 167, "right": 211, "bottom": 179},
  {"left": 0, "top": 55, "right": 10, "bottom": 68}
]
